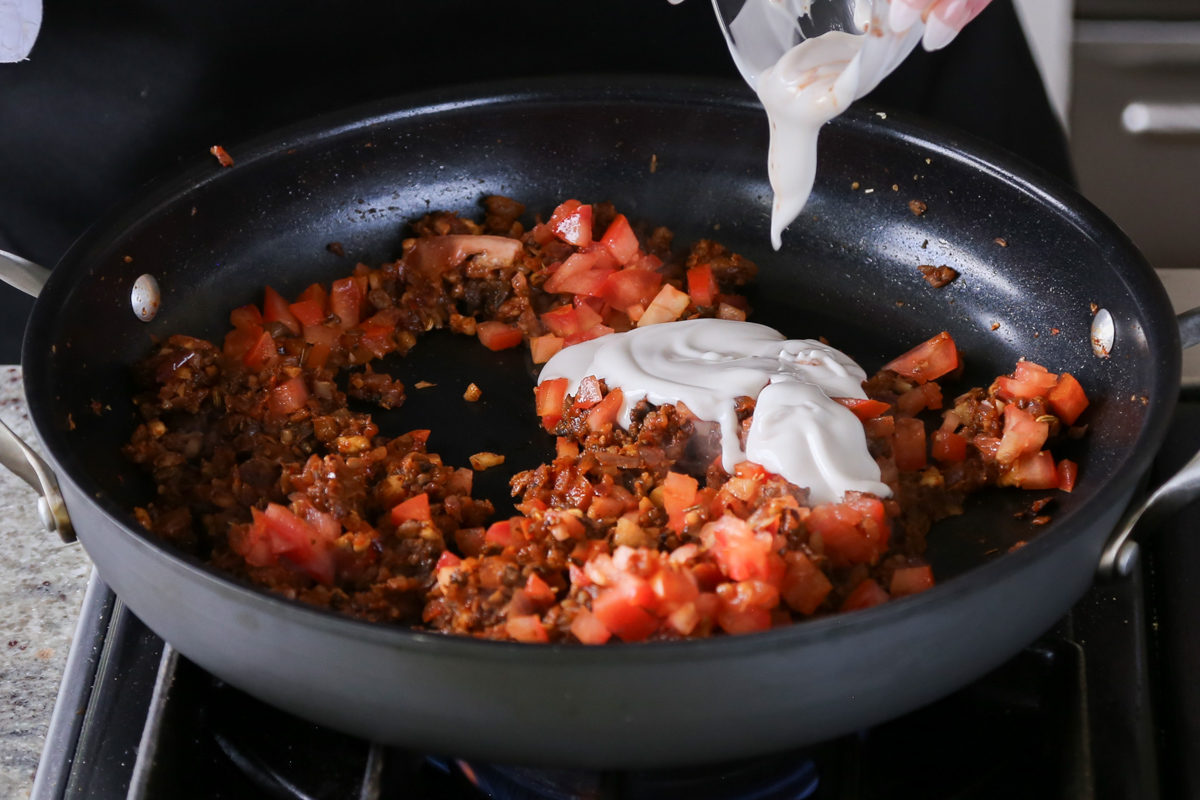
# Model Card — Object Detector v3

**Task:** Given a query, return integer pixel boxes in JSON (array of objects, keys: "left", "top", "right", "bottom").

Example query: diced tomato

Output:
[
  {"left": 289, "top": 299, "right": 326, "bottom": 327},
  {"left": 1014, "top": 361, "right": 1058, "bottom": 386},
  {"left": 864, "top": 416, "right": 895, "bottom": 438},
  {"left": 574, "top": 376, "right": 604, "bottom": 409},
  {"left": 662, "top": 471, "right": 698, "bottom": 534},
  {"left": 477, "top": 321, "right": 524, "bottom": 351},
  {"left": 262, "top": 286, "right": 301, "bottom": 336},
  {"left": 1005, "top": 450, "right": 1059, "bottom": 490},
  {"left": 541, "top": 305, "right": 582, "bottom": 337},
  {"left": 599, "top": 269, "right": 663, "bottom": 312},
  {"left": 1057, "top": 459, "right": 1078, "bottom": 493},
  {"left": 600, "top": 214, "right": 639, "bottom": 265},
  {"left": 734, "top": 462, "right": 766, "bottom": 480},
  {"left": 587, "top": 388, "right": 623, "bottom": 431},
  {"left": 1048, "top": 373, "right": 1089, "bottom": 425},
  {"left": 330, "top": 277, "right": 364, "bottom": 329},
  {"left": 507, "top": 614, "right": 550, "bottom": 644},
  {"left": 715, "top": 580, "right": 778, "bottom": 635},
  {"left": 997, "top": 361, "right": 1058, "bottom": 400},
  {"left": 833, "top": 397, "right": 891, "bottom": 421},
  {"left": 303, "top": 322, "right": 340, "bottom": 348},
  {"left": 243, "top": 330, "right": 277, "bottom": 369},
  {"left": 995, "top": 405, "right": 1049, "bottom": 465},
  {"left": 230, "top": 304, "right": 263, "bottom": 331},
  {"left": 637, "top": 284, "right": 691, "bottom": 327},
  {"left": 844, "top": 492, "right": 888, "bottom": 528},
  {"left": 573, "top": 302, "right": 603, "bottom": 331},
  {"left": 570, "top": 608, "right": 612, "bottom": 645},
  {"left": 583, "top": 243, "right": 621, "bottom": 272},
  {"left": 563, "top": 324, "right": 615, "bottom": 347},
  {"left": 716, "top": 605, "right": 772, "bottom": 635},
  {"left": 485, "top": 520, "right": 513, "bottom": 547},
  {"left": 892, "top": 417, "right": 927, "bottom": 471},
  {"left": 545, "top": 251, "right": 613, "bottom": 296},
  {"left": 435, "top": 551, "right": 462, "bottom": 572},
  {"left": 686, "top": 264, "right": 719, "bottom": 307},
  {"left": 258, "top": 503, "right": 335, "bottom": 585},
  {"left": 663, "top": 602, "right": 699, "bottom": 636},
  {"left": 224, "top": 326, "right": 262, "bottom": 359},
  {"left": 780, "top": 552, "right": 833, "bottom": 615},
  {"left": 883, "top": 331, "right": 958, "bottom": 384},
  {"left": 548, "top": 200, "right": 593, "bottom": 247},
  {"left": 296, "top": 283, "right": 329, "bottom": 313},
  {"left": 809, "top": 503, "right": 881, "bottom": 569},
  {"left": 360, "top": 312, "right": 394, "bottom": 339},
  {"left": 931, "top": 430, "right": 968, "bottom": 462},
  {"left": 890, "top": 565, "right": 935, "bottom": 597},
  {"left": 628, "top": 253, "right": 667, "bottom": 272},
  {"left": 556, "top": 437, "right": 579, "bottom": 459},
  {"left": 524, "top": 573, "right": 557, "bottom": 604},
  {"left": 702, "top": 515, "right": 773, "bottom": 582},
  {"left": 536, "top": 378, "right": 568, "bottom": 418},
  {"left": 592, "top": 588, "right": 659, "bottom": 642},
  {"left": 233, "top": 509, "right": 275, "bottom": 567},
  {"left": 896, "top": 382, "right": 943, "bottom": 416},
  {"left": 531, "top": 335, "right": 564, "bottom": 364},
  {"left": 303, "top": 326, "right": 338, "bottom": 368},
  {"left": 841, "top": 579, "right": 889, "bottom": 611},
  {"left": 391, "top": 493, "right": 431, "bottom": 524},
  {"left": 268, "top": 376, "right": 309, "bottom": 415},
  {"left": 306, "top": 343, "right": 332, "bottom": 369},
  {"left": 650, "top": 566, "right": 700, "bottom": 614}
]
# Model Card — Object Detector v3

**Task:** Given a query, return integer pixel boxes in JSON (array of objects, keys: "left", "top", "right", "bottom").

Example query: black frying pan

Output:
[{"left": 0, "top": 78, "right": 1189, "bottom": 768}]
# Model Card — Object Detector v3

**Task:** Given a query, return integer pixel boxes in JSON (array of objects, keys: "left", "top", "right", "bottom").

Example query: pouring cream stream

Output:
[{"left": 714, "top": 0, "right": 926, "bottom": 248}]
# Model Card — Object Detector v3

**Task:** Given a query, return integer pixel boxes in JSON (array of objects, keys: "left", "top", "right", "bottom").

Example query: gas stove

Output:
[
  {"left": 28, "top": 276, "right": 1200, "bottom": 800},
  {"left": 27, "top": 546, "right": 1168, "bottom": 800}
]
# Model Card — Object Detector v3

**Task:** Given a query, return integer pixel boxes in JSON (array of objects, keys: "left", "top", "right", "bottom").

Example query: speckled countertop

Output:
[{"left": 0, "top": 367, "right": 92, "bottom": 799}]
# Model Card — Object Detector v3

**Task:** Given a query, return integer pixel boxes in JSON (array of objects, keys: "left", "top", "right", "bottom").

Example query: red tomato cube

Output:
[{"left": 882, "top": 331, "right": 958, "bottom": 383}]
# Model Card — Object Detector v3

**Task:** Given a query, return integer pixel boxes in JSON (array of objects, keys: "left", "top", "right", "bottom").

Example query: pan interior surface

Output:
[{"left": 28, "top": 79, "right": 1174, "bottom": 627}]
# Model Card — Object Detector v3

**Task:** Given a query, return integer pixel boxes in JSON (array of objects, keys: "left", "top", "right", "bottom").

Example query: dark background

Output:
[{"left": 0, "top": 0, "right": 1067, "bottom": 363}]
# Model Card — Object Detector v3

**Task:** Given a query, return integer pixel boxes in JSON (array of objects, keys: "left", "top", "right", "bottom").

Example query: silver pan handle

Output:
[
  {"left": 1097, "top": 306, "right": 1200, "bottom": 580},
  {"left": 0, "top": 250, "right": 74, "bottom": 542}
]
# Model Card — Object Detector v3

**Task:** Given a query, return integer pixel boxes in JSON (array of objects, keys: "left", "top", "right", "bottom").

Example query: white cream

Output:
[
  {"left": 539, "top": 319, "right": 890, "bottom": 504},
  {"left": 720, "top": 0, "right": 925, "bottom": 249}
]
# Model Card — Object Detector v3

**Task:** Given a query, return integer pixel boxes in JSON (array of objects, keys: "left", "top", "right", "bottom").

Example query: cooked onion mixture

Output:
[{"left": 124, "top": 197, "right": 1088, "bottom": 643}]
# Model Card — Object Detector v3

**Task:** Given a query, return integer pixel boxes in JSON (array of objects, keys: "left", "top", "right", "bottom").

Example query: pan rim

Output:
[{"left": 23, "top": 74, "right": 1180, "bottom": 662}]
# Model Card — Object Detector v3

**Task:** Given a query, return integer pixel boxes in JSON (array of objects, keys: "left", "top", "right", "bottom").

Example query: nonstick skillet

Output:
[{"left": 1, "top": 78, "right": 1195, "bottom": 768}]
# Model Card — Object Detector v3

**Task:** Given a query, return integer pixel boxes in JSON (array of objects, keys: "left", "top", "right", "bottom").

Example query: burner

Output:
[{"left": 438, "top": 751, "right": 819, "bottom": 800}]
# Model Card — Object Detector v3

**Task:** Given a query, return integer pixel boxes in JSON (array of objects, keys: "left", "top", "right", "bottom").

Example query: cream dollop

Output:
[{"left": 538, "top": 319, "right": 890, "bottom": 504}]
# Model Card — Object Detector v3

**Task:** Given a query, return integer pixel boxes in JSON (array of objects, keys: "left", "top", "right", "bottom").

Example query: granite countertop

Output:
[{"left": 0, "top": 367, "right": 92, "bottom": 799}]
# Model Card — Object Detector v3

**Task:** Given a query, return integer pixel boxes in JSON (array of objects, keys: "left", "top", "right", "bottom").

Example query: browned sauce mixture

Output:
[{"left": 124, "top": 197, "right": 1085, "bottom": 643}]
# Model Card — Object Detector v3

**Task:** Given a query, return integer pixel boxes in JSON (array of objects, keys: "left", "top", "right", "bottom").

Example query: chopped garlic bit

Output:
[{"left": 470, "top": 452, "right": 505, "bottom": 471}]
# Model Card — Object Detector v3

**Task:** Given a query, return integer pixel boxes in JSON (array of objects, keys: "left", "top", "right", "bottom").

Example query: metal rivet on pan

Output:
[
  {"left": 1091, "top": 308, "right": 1113, "bottom": 358},
  {"left": 131, "top": 274, "right": 160, "bottom": 322}
]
